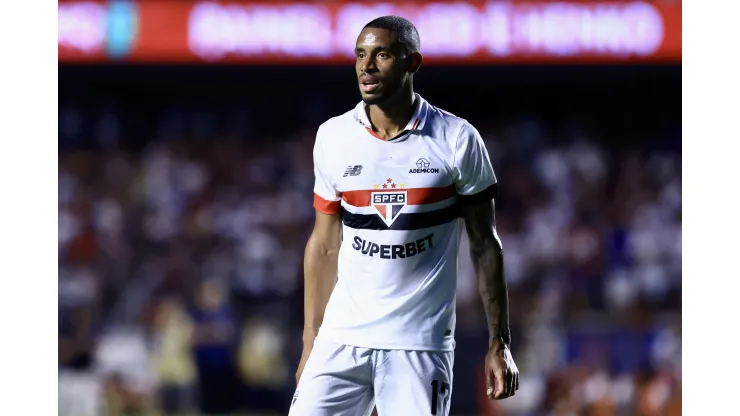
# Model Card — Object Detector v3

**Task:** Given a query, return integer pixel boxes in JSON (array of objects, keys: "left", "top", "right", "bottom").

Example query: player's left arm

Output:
[
  {"left": 461, "top": 198, "right": 518, "bottom": 400},
  {"left": 454, "top": 122, "right": 519, "bottom": 400}
]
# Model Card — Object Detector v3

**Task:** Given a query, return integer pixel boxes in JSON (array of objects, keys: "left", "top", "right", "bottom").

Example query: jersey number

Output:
[{"left": 430, "top": 379, "right": 451, "bottom": 415}]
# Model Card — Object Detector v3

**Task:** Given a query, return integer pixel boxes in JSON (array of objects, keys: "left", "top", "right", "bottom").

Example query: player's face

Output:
[{"left": 355, "top": 28, "right": 410, "bottom": 105}]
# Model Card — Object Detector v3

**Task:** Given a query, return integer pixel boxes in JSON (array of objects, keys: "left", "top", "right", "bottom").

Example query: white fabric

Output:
[
  {"left": 290, "top": 339, "right": 454, "bottom": 416},
  {"left": 312, "top": 94, "right": 497, "bottom": 351}
]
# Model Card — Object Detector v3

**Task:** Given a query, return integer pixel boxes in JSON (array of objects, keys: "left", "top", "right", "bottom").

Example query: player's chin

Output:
[{"left": 360, "top": 92, "right": 386, "bottom": 105}]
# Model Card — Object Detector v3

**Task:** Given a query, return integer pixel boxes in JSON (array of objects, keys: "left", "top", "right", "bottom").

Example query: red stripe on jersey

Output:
[
  {"left": 366, "top": 127, "right": 384, "bottom": 141},
  {"left": 314, "top": 193, "right": 341, "bottom": 214},
  {"left": 342, "top": 185, "right": 456, "bottom": 208},
  {"left": 411, "top": 118, "right": 420, "bottom": 129}
]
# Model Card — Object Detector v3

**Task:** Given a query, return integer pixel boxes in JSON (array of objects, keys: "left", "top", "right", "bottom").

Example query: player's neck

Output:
[{"left": 367, "top": 89, "right": 416, "bottom": 138}]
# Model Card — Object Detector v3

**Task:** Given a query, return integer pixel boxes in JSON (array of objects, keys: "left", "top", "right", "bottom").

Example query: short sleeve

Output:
[
  {"left": 313, "top": 128, "right": 341, "bottom": 214},
  {"left": 453, "top": 123, "right": 498, "bottom": 204}
]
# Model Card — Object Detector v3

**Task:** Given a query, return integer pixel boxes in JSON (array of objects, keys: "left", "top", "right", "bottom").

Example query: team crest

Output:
[{"left": 371, "top": 178, "right": 407, "bottom": 227}]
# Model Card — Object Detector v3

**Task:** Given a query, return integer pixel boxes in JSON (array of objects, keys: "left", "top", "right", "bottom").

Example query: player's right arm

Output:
[
  {"left": 296, "top": 127, "right": 343, "bottom": 384},
  {"left": 302, "top": 209, "right": 341, "bottom": 345}
]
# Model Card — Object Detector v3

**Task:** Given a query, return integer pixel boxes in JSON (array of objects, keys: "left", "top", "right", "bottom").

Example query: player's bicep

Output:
[
  {"left": 461, "top": 199, "right": 499, "bottom": 249},
  {"left": 309, "top": 210, "right": 343, "bottom": 251}
]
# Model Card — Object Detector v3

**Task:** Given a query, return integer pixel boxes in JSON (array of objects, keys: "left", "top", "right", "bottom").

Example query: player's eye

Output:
[
  {"left": 377, "top": 52, "right": 389, "bottom": 59},
  {"left": 356, "top": 52, "right": 365, "bottom": 59}
]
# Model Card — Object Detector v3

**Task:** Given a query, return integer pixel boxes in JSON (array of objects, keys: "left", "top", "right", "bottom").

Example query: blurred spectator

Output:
[
  {"left": 237, "top": 313, "right": 291, "bottom": 411},
  {"left": 151, "top": 296, "right": 196, "bottom": 415},
  {"left": 190, "top": 279, "right": 242, "bottom": 414},
  {"left": 102, "top": 372, "right": 151, "bottom": 416}
]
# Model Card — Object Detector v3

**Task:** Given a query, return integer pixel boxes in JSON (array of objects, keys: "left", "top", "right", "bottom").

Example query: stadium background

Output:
[{"left": 58, "top": 1, "right": 682, "bottom": 415}]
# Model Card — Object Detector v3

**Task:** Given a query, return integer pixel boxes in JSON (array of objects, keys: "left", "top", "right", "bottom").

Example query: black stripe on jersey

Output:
[
  {"left": 341, "top": 204, "right": 461, "bottom": 231},
  {"left": 457, "top": 184, "right": 498, "bottom": 206}
]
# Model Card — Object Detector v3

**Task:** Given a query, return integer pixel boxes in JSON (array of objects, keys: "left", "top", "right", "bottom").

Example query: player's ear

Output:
[{"left": 407, "top": 52, "right": 423, "bottom": 74}]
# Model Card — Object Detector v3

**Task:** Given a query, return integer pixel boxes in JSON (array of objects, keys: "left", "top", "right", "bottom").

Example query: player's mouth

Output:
[
  {"left": 361, "top": 82, "right": 380, "bottom": 93},
  {"left": 360, "top": 75, "right": 380, "bottom": 93}
]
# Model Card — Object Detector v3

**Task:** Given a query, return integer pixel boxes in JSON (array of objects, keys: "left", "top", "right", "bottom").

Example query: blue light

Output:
[{"left": 106, "top": 0, "right": 138, "bottom": 59}]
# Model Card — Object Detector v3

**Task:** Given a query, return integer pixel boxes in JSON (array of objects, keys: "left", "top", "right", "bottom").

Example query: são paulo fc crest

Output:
[{"left": 371, "top": 178, "right": 407, "bottom": 227}]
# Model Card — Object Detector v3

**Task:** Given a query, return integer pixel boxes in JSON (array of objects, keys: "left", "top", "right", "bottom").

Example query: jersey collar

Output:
[{"left": 354, "top": 93, "right": 429, "bottom": 134}]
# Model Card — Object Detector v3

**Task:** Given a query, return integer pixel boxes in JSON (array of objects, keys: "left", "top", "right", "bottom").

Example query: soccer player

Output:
[{"left": 290, "top": 15, "right": 519, "bottom": 416}]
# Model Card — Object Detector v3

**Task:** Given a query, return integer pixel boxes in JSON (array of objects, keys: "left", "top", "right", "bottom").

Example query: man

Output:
[
  {"left": 189, "top": 279, "right": 241, "bottom": 414},
  {"left": 290, "top": 16, "right": 519, "bottom": 416}
]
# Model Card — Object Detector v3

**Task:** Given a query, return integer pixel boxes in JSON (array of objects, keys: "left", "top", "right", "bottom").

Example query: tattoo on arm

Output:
[{"left": 462, "top": 200, "right": 511, "bottom": 346}]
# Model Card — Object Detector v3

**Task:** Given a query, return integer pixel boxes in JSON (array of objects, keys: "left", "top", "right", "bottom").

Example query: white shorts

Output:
[{"left": 289, "top": 340, "right": 454, "bottom": 416}]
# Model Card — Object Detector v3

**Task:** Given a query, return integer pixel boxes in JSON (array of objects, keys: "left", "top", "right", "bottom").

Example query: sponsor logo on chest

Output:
[{"left": 409, "top": 158, "right": 439, "bottom": 174}]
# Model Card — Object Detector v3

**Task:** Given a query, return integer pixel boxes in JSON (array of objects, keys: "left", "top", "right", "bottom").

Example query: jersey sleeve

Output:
[
  {"left": 313, "top": 128, "right": 341, "bottom": 214},
  {"left": 452, "top": 122, "right": 498, "bottom": 204}
]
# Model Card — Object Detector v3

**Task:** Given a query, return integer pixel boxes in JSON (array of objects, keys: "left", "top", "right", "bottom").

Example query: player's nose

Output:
[{"left": 359, "top": 58, "right": 378, "bottom": 73}]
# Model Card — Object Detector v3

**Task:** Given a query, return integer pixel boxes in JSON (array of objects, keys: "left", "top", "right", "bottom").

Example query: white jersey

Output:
[{"left": 312, "top": 94, "right": 497, "bottom": 351}]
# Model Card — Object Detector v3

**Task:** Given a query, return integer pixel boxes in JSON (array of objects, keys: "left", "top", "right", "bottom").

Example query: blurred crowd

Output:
[{"left": 58, "top": 76, "right": 681, "bottom": 415}]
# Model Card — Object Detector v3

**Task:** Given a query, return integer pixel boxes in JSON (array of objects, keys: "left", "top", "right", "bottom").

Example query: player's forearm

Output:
[
  {"left": 303, "top": 235, "right": 339, "bottom": 340},
  {"left": 470, "top": 233, "right": 510, "bottom": 347}
]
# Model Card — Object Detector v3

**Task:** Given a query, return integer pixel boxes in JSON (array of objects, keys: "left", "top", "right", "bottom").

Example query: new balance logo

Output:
[
  {"left": 343, "top": 165, "right": 363, "bottom": 177},
  {"left": 409, "top": 158, "right": 439, "bottom": 174}
]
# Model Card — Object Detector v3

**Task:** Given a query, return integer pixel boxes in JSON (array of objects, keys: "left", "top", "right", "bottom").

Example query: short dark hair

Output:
[{"left": 363, "top": 15, "right": 421, "bottom": 55}]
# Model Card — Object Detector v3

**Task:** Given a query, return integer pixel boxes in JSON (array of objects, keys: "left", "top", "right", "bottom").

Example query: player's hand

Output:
[{"left": 484, "top": 342, "right": 519, "bottom": 400}]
